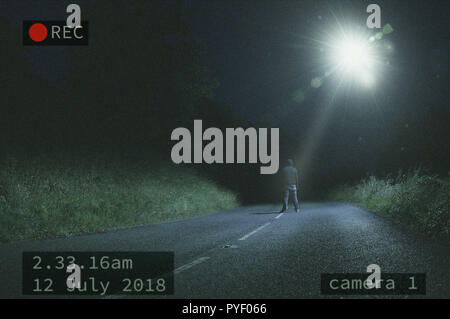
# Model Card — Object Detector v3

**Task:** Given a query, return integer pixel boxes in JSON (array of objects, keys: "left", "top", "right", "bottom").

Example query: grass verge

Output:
[
  {"left": 329, "top": 169, "right": 450, "bottom": 241},
  {"left": 0, "top": 157, "right": 240, "bottom": 243}
]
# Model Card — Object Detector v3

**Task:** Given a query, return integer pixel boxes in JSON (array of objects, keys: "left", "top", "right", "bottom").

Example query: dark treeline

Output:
[
  {"left": 0, "top": 1, "right": 294, "bottom": 204},
  {"left": 314, "top": 105, "right": 450, "bottom": 197},
  {"left": 1, "top": 1, "right": 211, "bottom": 156}
]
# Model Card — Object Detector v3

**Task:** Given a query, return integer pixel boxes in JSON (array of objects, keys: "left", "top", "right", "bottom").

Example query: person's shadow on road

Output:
[{"left": 251, "top": 212, "right": 283, "bottom": 215}]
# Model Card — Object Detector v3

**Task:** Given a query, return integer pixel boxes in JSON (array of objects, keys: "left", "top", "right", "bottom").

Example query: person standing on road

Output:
[{"left": 279, "top": 159, "right": 299, "bottom": 213}]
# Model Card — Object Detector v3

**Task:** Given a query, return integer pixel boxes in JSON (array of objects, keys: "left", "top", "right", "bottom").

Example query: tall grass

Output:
[
  {"left": 329, "top": 169, "right": 450, "bottom": 240},
  {"left": 0, "top": 157, "right": 240, "bottom": 243}
]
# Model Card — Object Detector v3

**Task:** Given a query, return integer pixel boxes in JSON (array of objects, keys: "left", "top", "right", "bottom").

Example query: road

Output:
[{"left": 1, "top": 202, "right": 449, "bottom": 298}]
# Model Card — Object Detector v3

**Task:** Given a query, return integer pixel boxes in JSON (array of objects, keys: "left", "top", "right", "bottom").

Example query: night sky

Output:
[
  {"left": 187, "top": 0, "right": 449, "bottom": 115},
  {"left": 185, "top": 0, "right": 449, "bottom": 177}
]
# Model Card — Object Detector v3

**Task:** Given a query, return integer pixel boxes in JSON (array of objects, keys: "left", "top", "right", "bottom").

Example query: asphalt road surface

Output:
[{"left": 1, "top": 203, "right": 449, "bottom": 298}]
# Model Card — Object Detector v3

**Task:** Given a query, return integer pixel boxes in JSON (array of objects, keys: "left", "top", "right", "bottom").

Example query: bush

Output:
[
  {"left": 329, "top": 169, "right": 450, "bottom": 240},
  {"left": 0, "top": 156, "right": 240, "bottom": 242}
]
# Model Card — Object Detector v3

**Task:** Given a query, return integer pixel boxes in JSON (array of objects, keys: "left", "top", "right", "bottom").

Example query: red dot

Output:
[{"left": 28, "top": 23, "right": 48, "bottom": 42}]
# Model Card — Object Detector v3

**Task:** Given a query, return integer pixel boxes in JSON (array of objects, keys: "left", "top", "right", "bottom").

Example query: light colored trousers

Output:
[{"left": 281, "top": 184, "right": 299, "bottom": 211}]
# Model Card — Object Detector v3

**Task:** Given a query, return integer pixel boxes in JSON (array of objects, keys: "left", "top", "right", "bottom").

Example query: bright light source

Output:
[
  {"left": 328, "top": 33, "right": 378, "bottom": 87},
  {"left": 334, "top": 37, "right": 372, "bottom": 72}
]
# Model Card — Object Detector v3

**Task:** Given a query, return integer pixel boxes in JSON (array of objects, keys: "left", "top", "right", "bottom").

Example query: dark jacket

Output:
[{"left": 281, "top": 165, "right": 298, "bottom": 187}]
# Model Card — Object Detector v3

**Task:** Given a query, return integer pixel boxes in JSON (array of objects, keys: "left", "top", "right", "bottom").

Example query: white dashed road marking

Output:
[
  {"left": 238, "top": 222, "right": 271, "bottom": 241},
  {"left": 174, "top": 257, "right": 210, "bottom": 275},
  {"left": 103, "top": 257, "right": 211, "bottom": 299}
]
